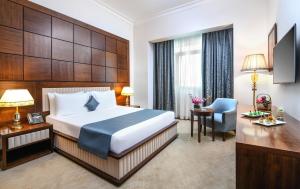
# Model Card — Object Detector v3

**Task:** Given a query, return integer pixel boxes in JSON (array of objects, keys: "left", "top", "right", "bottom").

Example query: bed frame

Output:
[{"left": 42, "top": 87, "right": 178, "bottom": 185}]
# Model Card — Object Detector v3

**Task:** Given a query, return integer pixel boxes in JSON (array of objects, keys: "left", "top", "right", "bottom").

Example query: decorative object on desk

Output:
[
  {"left": 276, "top": 107, "right": 285, "bottom": 121},
  {"left": 0, "top": 89, "right": 34, "bottom": 129},
  {"left": 268, "top": 23, "right": 277, "bottom": 71},
  {"left": 121, "top": 86, "right": 134, "bottom": 106},
  {"left": 27, "top": 112, "right": 44, "bottom": 125},
  {"left": 256, "top": 94, "right": 272, "bottom": 111},
  {"left": 254, "top": 115, "right": 285, "bottom": 127},
  {"left": 241, "top": 54, "right": 269, "bottom": 110},
  {"left": 241, "top": 110, "right": 270, "bottom": 118},
  {"left": 191, "top": 96, "right": 205, "bottom": 109}
]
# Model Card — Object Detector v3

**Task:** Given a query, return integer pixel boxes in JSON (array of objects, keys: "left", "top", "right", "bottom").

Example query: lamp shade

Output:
[
  {"left": 0, "top": 89, "right": 34, "bottom": 107},
  {"left": 121, "top": 87, "right": 134, "bottom": 96},
  {"left": 241, "top": 54, "right": 268, "bottom": 72}
]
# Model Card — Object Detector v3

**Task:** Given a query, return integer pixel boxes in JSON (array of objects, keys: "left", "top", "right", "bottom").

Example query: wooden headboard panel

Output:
[{"left": 0, "top": 0, "right": 130, "bottom": 125}]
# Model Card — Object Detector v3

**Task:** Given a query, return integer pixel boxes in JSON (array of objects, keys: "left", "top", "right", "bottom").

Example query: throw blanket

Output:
[{"left": 78, "top": 109, "right": 166, "bottom": 159}]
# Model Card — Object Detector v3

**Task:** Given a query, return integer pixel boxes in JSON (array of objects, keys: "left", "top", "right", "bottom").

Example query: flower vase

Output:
[{"left": 194, "top": 104, "right": 201, "bottom": 109}]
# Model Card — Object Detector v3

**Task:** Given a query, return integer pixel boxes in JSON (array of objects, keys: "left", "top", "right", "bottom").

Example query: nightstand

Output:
[{"left": 0, "top": 122, "right": 53, "bottom": 170}]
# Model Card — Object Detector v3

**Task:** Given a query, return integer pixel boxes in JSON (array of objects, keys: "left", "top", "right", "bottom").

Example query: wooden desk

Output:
[{"left": 236, "top": 105, "right": 300, "bottom": 189}]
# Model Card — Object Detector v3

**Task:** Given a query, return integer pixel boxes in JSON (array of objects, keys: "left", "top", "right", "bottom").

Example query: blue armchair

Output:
[{"left": 204, "top": 98, "right": 238, "bottom": 141}]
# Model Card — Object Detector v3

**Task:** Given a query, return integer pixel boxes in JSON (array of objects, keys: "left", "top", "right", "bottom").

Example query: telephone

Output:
[{"left": 27, "top": 112, "right": 44, "bottom": 125}]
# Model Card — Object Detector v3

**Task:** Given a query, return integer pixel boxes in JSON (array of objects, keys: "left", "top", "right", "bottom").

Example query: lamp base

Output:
[{"left": 11, "top": 108, "right": 23, "bottom": 129}]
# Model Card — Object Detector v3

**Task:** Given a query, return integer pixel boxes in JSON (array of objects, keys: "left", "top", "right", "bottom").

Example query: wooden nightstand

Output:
[{"left": 0, "top": 122, "right": 53, "bottom": 170}]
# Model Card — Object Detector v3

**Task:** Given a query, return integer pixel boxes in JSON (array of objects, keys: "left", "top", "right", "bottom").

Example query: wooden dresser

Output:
[{"left": 236, "top": 105, "right": 300, "bottom": 189}]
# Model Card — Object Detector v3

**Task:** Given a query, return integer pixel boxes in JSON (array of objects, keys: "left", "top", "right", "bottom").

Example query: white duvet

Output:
[{"left": 46, "top": 106, "right": 175, "bottom": 154}]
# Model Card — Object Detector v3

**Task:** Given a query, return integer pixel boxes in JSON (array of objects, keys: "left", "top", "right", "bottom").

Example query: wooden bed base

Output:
[{"left": 53, "top": 121, "right": 178, "bottom": 186}]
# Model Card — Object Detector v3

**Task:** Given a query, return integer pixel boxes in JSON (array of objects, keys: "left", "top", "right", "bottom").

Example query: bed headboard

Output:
[{"left": 42, "top": 87, "right": 110, "bottom": 111}]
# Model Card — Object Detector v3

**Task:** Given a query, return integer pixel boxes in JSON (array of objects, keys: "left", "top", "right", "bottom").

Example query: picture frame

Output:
[{"left": 268, "top": 23, "right": 277, "bottom": 71}]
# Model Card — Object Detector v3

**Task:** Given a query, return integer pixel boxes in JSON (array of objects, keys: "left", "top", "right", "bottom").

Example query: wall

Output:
[
  {"left": 134, "top": 0, "right": 273, "bottom": 109},
  {"left": 268, "top": 0, "right": 300, "bottom": 120},
  {"left": 30, "top": 0, "right": 135, "bottom": 98}
]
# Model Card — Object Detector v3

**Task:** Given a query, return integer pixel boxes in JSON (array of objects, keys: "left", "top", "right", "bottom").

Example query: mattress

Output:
[{"left": 46, "top": 106, "right": 175, "bottom": 154}]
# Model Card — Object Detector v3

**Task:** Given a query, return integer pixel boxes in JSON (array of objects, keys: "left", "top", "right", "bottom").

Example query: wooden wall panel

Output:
[
  {"left": 52, "top": 17, "right": 73, "bottom": 42},
  {"left": 24, "top": 7, "right": 51, "bottom": 36},
  {"left": 117, "top": 40, "right": 127, "bottom": 56},
  {"left": 24, "top": 32, "right": 51, "bottom": 58},
  {"left": 0, "top": 0, "right": 130, "bottom": 125},
  {"left": 92, "top": 31, "right": 105, "bottom": 50},
  {"left": 106, "top": 36, "right": 117, "bottom": 53},
  {"left": 117, "top": 69, "right": 129, "bottom": 83},
  {"left": 0, "top": 26, "right": 23, "bottom": 55},
  {"left": 92, "top": 48, "right": 105, "bottom": 66},
  {"left": 24, "top": 56, "right": 51, "bottom": 81},
  {"left": 52, "top": 60, "right": 73, "bottom": 81},
  {"left": 74, "top": 63, "right": 91, "bottom": 81},
  {"left": 106, "top": 67, "right": 117, "bottom": 82},
  {"left": 74, "top": 44, "right": 91, "bottom": 64},
  {"left": 52, "top": 39, "right": 73, "bottom": 62},
  {"left": 74, "top": 25, "right": 91, "bottom": 46},
  {"left": 106, "top": 52, "right": 117, "bottom": 68},
  {"left": 92, "top": 65, "right": 105, "bottom": 82},
  {"left": 0, "top": 53, "right": 23, "bottom": 80},
  {"left": 0, "top": 0, "right": 23, "bottom": 29},
  {"left": 117, "top": 55, "right": 128, "bottom": 70}
]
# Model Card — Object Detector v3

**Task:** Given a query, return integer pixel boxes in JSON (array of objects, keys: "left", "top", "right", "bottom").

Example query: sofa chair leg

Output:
[{"left": 222, "top": 133, "right": 226, "bottom": 141}]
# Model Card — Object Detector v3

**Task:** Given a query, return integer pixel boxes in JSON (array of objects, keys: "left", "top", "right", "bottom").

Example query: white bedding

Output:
[{"left": 46, "top": 106, "right": 175, "bottom": 154}]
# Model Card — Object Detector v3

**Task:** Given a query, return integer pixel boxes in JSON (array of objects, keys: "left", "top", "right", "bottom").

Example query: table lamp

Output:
[
  {"left": 241, "top": 54, "right": 268, "bottom": 110},
  {"left": 0, "top": 89, "right": 34, "bottom": 129},
  {"left": 121, "top": 86, "right": 134, "bottom": 106}
]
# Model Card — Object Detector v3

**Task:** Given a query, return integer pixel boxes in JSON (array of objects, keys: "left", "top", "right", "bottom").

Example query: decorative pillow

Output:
[
  {"left": 55, "top": 92, "right": 89, "bottom": 116},
  {"left": 91, "top": 90, "right": 117, "bottom": 110},
  {"left": 47, "top": 93, "right": 56, "bottom": 115},
  {"left": 84, "top": 95, "right": 99, "bottom": 111}
]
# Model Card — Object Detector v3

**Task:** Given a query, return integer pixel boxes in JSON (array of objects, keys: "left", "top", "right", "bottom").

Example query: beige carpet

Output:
[{"left": 0, "top": 120, "right": 235, "bottom": 189}]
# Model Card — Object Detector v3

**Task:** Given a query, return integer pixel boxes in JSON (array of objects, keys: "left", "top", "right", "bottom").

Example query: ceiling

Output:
[{"left": 93, "top": 0, "right": 205, "bottom": 23}]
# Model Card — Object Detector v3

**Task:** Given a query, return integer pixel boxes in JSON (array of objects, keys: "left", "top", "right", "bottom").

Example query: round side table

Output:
[{"left": 190, "top": 108, "right": 215, "bottom": 142}]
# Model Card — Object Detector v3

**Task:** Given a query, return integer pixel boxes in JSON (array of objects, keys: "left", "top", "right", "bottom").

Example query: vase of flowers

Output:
[
  {"left": 191, "top": 96, "right": 206, "bottom": 109},
  {"left": 256, "top": 94, "right": 272, "bottom": 111}
]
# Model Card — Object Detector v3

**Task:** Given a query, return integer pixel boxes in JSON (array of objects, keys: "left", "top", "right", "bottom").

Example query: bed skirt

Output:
[{"left": 54, "top": 121, "right": 178, "bottom": 185}]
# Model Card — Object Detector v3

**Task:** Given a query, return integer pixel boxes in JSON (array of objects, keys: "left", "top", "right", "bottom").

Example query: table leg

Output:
[
  {"left": 204, "top": 117, "right": 207, "bottom": 136},
  {"left": 198, "top": 115, "right": 202, "bottom": 143},
  {"left": 212, "top": 114, "right": 215, "bottom": 141},
  {"left": 191, "top": 111, "right": 194, "bottom": 137}
]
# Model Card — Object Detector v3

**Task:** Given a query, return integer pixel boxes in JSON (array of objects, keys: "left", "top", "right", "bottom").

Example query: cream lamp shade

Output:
[
  {"left": 0, "top": 89, "right": 34, "bottom": 129},
  {"left": 121, "top": 87, "right": 134, "bottom": 96},
  {"left": 241, "top": 54, "right": 268, "bottom": 72},
  {"left": 0, "top": 89, "right": 34, "bottom": 107}
]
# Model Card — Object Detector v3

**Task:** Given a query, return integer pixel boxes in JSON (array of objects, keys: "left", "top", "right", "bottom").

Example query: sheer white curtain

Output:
[{"left": 174, "top": 35, "right": 202, "bottom": 119}]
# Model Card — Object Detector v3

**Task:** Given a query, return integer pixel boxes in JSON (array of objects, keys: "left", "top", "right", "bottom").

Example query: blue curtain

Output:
[
  {"left": 153, "top": 40, "right": 175, "bottom": 111},
  {"left": 202, "top": 28, "right": 234, "bottom": 102}
]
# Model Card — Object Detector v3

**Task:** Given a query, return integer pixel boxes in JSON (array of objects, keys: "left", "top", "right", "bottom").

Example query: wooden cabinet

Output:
[{"left": 0, "top": 122, "right": 53, "bottom": 170}]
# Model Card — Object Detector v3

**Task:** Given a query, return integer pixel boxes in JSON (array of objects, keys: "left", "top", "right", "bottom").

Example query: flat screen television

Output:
[{"left": 273, "top": 25, "right": 297, "bottom": 84}]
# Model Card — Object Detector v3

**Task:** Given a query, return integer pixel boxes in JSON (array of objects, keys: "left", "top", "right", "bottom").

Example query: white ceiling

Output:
[{"left": 93, "top": 0, "right": 205, "bottom": 23}]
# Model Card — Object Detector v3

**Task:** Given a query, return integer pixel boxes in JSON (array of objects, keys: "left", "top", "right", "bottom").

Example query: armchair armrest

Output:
[{"left": 222, "top": 109, "right": 237, "bottom": 129}]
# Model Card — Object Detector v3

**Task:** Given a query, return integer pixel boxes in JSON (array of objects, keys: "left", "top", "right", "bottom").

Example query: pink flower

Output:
[{"left": 192, "top": 96, "right": 206, "bottom": 105}]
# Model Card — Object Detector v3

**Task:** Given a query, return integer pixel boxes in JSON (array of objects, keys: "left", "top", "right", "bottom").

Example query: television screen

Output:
[{"left": 273, "top": 25, "right": 296, "bottom": 84}]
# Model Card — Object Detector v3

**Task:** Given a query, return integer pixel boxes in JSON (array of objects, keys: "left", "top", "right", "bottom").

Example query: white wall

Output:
[
  {"left": 134, "top": 0, "right": 273, "bottom": 108},
  {"left": 30, "top": 0, "right": 135, "bottom": 98},
  {"left": 268, "top": 0, "right": 300, "bottom": 120}
]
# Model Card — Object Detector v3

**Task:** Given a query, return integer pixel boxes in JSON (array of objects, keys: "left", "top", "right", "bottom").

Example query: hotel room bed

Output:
[{"left": 42, "top": 87, "right": 178, "bottom": 185}]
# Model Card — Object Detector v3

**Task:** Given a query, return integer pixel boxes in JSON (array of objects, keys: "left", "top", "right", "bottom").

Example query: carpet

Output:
[{"left": 0, "top": 120, "right": 235, "bottom": 189}]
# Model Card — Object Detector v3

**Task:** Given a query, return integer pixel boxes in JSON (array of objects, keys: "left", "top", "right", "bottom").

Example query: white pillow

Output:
[
  {"left": 91, "top": 90, "right": 117, "bottom": 110},
  {"left": 54, "top": 92, "right": 89, "bottom": 116},
  {"left": 47, "top": 93, "right": 56, "bottom": 115}
]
